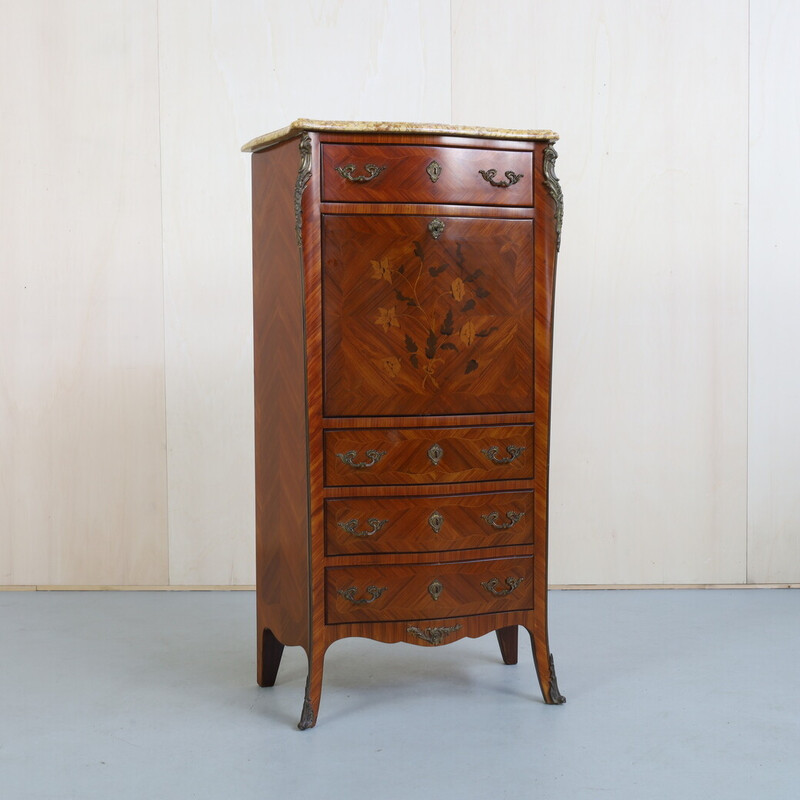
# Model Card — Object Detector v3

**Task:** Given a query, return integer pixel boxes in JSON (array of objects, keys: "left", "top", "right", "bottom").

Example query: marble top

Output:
[{"left": 241, "top": 119, "right": 559, "bottom": 152}]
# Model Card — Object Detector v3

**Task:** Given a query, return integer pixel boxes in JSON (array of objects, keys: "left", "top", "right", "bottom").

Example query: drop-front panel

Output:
[{"left": 247, "top": 120, "right": 565, "bottom": 729}]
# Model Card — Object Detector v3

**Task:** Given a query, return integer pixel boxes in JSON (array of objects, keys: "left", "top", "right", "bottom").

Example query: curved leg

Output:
[
  {"left": 525, "top": 625, "right": 566, "bottom": 704},
  {"left": 298, "top": 644, "right": 326, "bottom": 730},
  {"left": 496, "top": 626, "right": 519, "bottom": 665},
  {"left": 257, "top": 627, "right": 285, "bottom": 687}
]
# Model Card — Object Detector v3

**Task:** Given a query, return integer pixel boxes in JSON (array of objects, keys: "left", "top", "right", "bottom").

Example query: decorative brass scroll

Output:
[
  {"left": 407, "top": 624, "right": 462, "bottom": 645},
  {"left": 481, "top": 577, "right": 524, "bottom": 597},
  {"left": 336, "top": 449, "right": 387, "bottom": 469},
  {"left": 337, "top": 518, "right": 388, "bottom": 537},
  {"left": 427, "top": 443, "right": 444, "bottom": 466},
  {"left": 481, "top": 445, "right": 526, "bottom": 465},
  {"left": 427, "top": 510, "right": 444, "bottom": 534},
  {"left": 294, "top": 133, "right": 312, "bottom": 249},
  {"left": 427, "top": 218, "right": 445, "bottom": 239},
  {"left": 428, "top": 580, "right": 443, "bottom": 601},
  {"left": 426, "top": 160, "right": 442, "bottom": 182},
  {"left": 337, "top": 585, "right": 387, "bottom": 605},
  {"left": 335, "top": 163, "right": 386, "bottom": 182},
  {"left": 543, "top": 144, "right": 564, "bottom": 252},
  {"left": 478, "top": 169, "right": 524, "bottom": 188},
  {"left": 481, "top": 511, "right": 526, "bottom": 530}
]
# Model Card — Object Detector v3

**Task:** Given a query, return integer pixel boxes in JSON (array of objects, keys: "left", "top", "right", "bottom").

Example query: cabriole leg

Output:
[
  {"left": 298, "top": 646, "right": 325, "bottom": 730},
  {"left": 526, "top": 626, "right": 566, "bottom": 705}
]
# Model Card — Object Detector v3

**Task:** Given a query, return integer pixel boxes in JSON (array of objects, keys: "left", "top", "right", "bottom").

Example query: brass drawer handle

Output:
[
  {"left": 336, "top": 449, "right": 387, "bottom": 469},
  {"left": 481, "top": 511, "right": 526, "bottom": 530},
  {"left": 407, "top": 624, "right": 461, "bottom": 645},
  {"left": 481, "top": 445, "right": 526, "bottom": 465},
  {"left": 481, "top": 577, "right": 524, "bottom": 597},
  {"left": 337, "top": 518, "right": 388, "bottom": 537},
  {"left": 338, "top": 585, "right": 387, "bottom": 605},
  {"left": 428, "top": 218, "right": 445, "bottom": 239},
  {"left": 335, "top": 163, "right": 386, "bottom": 183},
  {"left": 478, "top": 168, "right": 524, "bottom": 188}
]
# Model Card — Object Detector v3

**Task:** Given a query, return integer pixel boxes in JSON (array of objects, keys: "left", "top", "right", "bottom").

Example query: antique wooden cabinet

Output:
[{"left": 243, "top": 120, "right": 565, "bottom": 729}]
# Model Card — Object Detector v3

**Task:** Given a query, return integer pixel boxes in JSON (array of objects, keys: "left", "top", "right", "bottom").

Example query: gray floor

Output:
[{"left": 1, "top": 589, "right": 798, "bottom": 799}]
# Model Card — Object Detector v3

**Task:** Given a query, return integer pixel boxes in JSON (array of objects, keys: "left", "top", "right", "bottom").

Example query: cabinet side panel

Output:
[{"left": 252, "top": 141, "right": 310, "bottom": 648}]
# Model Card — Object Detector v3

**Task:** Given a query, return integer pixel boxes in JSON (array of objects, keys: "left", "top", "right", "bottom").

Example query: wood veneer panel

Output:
[
  {"left": 252, "top": 139, "right": 310, "bottom": 656},
  {"left": 323, "top": 214, "right": 534, "bottom": 417}
]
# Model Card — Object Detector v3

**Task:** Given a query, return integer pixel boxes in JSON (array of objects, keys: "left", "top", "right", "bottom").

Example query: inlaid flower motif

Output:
[
  {"left": 371, "top": 257, "right": 393, "bottom": 283},
  {"left": 450, "top": 277, "right": 465, "bottom": 301},
  {"left": 459, "top": 320, "right": 476, "bottom": 346},
  {"left": 374, "top": 305, "right": 400, "bottom": 331},
  {"left": 380, "top": 356, "right": 401, "bottom": 377},
  {"left": 365, "top": 247, "right": 496, "bottom": 387}
]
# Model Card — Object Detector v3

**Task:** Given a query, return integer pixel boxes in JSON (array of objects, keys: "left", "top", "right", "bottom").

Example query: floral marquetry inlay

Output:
[
  {"left": 367, "top": 245, "right": 503, "bottom": 391},
  {"left": 323, "top": 215, "right": 535, "bottom": 417}
]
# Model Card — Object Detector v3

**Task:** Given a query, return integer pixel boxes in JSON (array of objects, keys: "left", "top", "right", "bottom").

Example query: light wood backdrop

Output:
[{"left": 1, "top": 0, "right": 797, "bottom": 587}]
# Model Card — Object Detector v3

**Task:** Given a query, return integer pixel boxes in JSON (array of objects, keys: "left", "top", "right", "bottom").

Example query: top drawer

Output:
[{"left": 321, "top": 144, "right": 533, "bottom": 206}]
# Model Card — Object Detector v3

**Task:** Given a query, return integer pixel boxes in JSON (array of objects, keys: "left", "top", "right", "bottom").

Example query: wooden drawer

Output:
[
  {"left": 325, "top": 490, "right": 533, "bottom": 555},
  {"left": 321, "top": 144, "right": 533, "bottom": 206},
  {"left": 326, "top": 557, "right": 534, "bottom": 623},
  {"left": 324, "top": 426, "right": 533, "bottom": 487}
]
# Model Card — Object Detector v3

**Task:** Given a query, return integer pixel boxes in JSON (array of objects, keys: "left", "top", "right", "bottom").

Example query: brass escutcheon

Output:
[
  {"left": 428, "top": 580, "right": 443, "bottom": 601},
  {"left": 427, "top": 443, "right": 444, "bottom": 466},
  {"left": 428, "top": 510, "right": 444, "bottom": 534},
  {"left": 426, "top": 160, "right": 442, "bottom": 182},
  {"left": 427, "top": 218, "right": 445, "bottom": 239}
]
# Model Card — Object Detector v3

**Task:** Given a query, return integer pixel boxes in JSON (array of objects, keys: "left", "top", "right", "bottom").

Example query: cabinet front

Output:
[{"left": 322, "top": 214, "right": 534, "bottom": 417}]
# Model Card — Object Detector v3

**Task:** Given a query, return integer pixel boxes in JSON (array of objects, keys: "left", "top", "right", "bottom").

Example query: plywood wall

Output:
[{"left": 0, "top": 0, "right": 797, "bottom": 587}]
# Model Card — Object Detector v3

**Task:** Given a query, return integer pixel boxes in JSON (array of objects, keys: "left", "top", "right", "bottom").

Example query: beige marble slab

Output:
[{"left": 242, "top": 118, "right": 559, "bottom": 152}]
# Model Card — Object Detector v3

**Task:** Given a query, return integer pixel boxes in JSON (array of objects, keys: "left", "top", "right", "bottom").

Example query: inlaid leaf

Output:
[
  {"left": 410, "top": 354, "right": 419, "bottom": 368},
  {"left": 460, "top": 321, "right": 476, "bottom": 347},
  {"left": 461, "top": 299, "right": 476, "bottom": 312},
  {"left": 475, "top": 326, "right": 498, "bottom": 338},
  {"left": 451, "top": 277, "right": 465, "bottom": 301},
  {"left": 425, "top": 331, "right": 438, "bottom": 359},
  {"left": 440, "top": 342, "right": 458, "bottom": 352},
  {"left": 405, "top": 334, "right": 418, "bottom": 353},
  {"left": 394, "top": 289, "right": 417, "bottom": 307},
  {"left": 428, "top": 264, "right": 447, "bottom": 277},
  {"left": 464, "top": 268, "right": 484, "bottom": 283},
  {"left": 413, "top": 241, "right": 425, "bottom": 260},
  {"left": 440, "top": 309, "right": 454, "bottom": 336},
  {"left": 475, "top": 286, "right": 490, "bottom": 298},
  {"left": 465, "top": 359, "right": 479, "bottom": 374},
  {"left": 455, "top": 242, "right": 465, "bottom": 269}
]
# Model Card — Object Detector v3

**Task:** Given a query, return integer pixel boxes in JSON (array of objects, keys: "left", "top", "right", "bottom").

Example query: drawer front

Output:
[
  {"left": 324, "top": 426, "right": 533, "bottom": 487},
  {"left": 323, "top": 214, "right": 534, "bottom": 417},
  {"left": 321, "top": 144, "right": 533, "bottom": 206},
  {"left": 325, "top": 491, "right": 533, "bottom": 555},
  {"left": 326, "top": 557, "right": 534, "bottom": 624}
]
